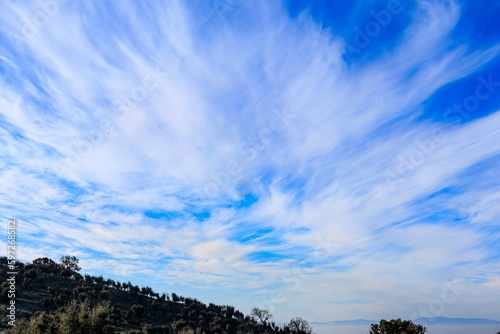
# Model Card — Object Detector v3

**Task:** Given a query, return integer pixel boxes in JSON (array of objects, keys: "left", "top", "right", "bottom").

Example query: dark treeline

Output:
[{"left": 0, "top": 256, "right": 313, "bottom": 333}]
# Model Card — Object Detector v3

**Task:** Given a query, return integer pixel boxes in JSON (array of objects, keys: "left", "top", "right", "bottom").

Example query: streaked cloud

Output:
[{"left": 0, "top": 0, "right": 499, "bottom": 322}]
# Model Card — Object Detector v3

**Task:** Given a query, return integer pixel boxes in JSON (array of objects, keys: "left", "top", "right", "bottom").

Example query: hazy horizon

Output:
[
  {"left": 1, "top": 0, "right": 499, "bottom": 324},
  {"left": 313, "top": 324, "right": 500, "bottom": 334}
]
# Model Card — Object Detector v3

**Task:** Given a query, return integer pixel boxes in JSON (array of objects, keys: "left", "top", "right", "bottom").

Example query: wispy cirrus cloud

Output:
[{"left": 0, "top": 0, "right": 499, "bottom": 322}]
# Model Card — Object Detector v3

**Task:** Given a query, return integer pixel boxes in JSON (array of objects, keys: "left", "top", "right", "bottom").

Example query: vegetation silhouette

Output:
[
  {"left": 0, "top": 256, "right": 314, "bottom": 333},
  {"left": 370, "top": 318, "right": 426, "bottom": 334}
]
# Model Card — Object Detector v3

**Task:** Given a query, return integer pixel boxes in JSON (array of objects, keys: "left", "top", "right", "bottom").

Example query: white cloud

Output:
[{"left": 0, "top": 0, "right": 498, "bottom": 322}]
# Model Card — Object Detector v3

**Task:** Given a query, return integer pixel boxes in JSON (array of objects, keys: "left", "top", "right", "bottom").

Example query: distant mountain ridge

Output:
[
  {"left": 414, "top": 317, "right": 500, "bottom": 325},
  {"left": 311, "top": 319, "right": 375, "bottom": 326},
  {"left": 312, "top": 317, "right": 500, "bottom": 326}
]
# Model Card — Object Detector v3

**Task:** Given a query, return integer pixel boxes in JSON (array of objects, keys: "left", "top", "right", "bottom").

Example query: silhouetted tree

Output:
[
  {"left": 33, "top": 257, "right": 56, "bottom": 267},
  {"left": 33, "top": 257, "right": 60, "bottom": 274},
  {"left": 370, "top": 319, "right": 427, "bottom": 334},
  {"left": 95, "top": 275, "right": 104, "bottom": 285},
  {"left": 250, "top": 307, "right": 273, "bottom": 325},
  {"left": 288, "top": 317, "right": 314, "bottom": 334},
  {"left": 130, "top": 285, "right": 140, "bottom": 296},
  {"left": 59, "top": 255, "right": 81, "bottom": 271},
  {"left": 84, "top": 274, "right": 92, "bottom": 284},
  {"left": 106, "top": 278, "right": 115, "bottom": 287}
]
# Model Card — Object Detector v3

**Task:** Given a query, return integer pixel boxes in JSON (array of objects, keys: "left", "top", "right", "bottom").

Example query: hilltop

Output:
[{"left": 0, "top": 256, "right": 312, "bottom": 333}]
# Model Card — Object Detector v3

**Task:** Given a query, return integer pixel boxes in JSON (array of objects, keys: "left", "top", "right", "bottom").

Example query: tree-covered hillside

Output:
[{"left": 0, "top": 256, "right": 313, "bottom": 333}]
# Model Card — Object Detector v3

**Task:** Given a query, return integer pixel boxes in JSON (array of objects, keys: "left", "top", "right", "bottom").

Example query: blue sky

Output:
[{"left": 1, "top": 0, "right": 499, "bottom": 323}]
